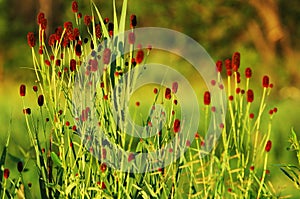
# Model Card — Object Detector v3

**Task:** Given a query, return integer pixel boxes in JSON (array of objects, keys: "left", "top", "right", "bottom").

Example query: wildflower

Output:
[
  {"left": 250, "top": 165, "right": 255, "bottom": 171},
  {"left": 173, "top": 119, "right": 180, "bottom": 133},
  {"left": 102, "top": 48, "right": 111, "bottom": 64},
  {"left": 130, "top": 14, "right": 137, "bottom": 28},
  {"left": 216, "top": 60, "right": 222, "bottom": 72},
  {"left": 225, "top": 59, "right": 232, "bottom": 76},
  {"left": 108, "top": 22, "right": 114, "bottom": 34},
  {"left": 128, "top": 32, "right": 135, "bottom": 44},
  {"left": 72, "top": 1, "right": 79, "bottom": 13},
  {"left": 245, "top": 67, "right": 252, "bottom": 78},
  {"left": 265, "top": 140, "right": 272, "bottom": 152},
  {"left": 90, "top": 59, "right": 98, "bottom": 72},
  {"left": 232, "top": 52, "right": 240, "bottom": 72},
  {"left": 33, "top": 85, "right": 38, "bottom": 92},
  {"left": 27, "top": 32, "right": 36, "bottom": 48},
  {"left": 38, "top": 95, "right": 44, "bottom": 106},
  {"left": 20, "top": 84, "right": 26, "bottom": 96},
  {"left": 75, "top": 44, "right": 82, "bottom": 56},
  {"left": 262, "top": 75, "right": 270, "bottom": 88},
  {"left": 135, "top": 101, "right": 140, "bottom": 107},
  {"left": 17, "top": 161, "right": 23, "bottom": 172},
  {"left": 229, "top": 95, "right": 234, "bottom": 101},
  {"left": 70, "top": 59, "right": 76, "bottom": 72},
  {"left": 136, "top": 49, "right": 144, "bottom": 64},
  {"left": 104, "top": 17, "right": 109, "bottom": 24},
  {"left": 165, "top": 88, "right": 171, "bottom": 100},
  {"left": 40, "top": 18, "right": 47, "bottom": 30},
  {"left": 236, "top": 72, "right": 241, "bottom": 83},
  {"left": 204, "top": 91, "right": 211, "bottom": 105},
  {"left": 37, "top": 12, "right": 45, "bottom": 25},
  {"left": 65, "top": 121, "right": 70, "bottom": 126},
  {"left": 3, "top": 168, "right": 9, "bottom": 179},
  {"left": 247, "top": 89, "right": 254, "bottom": 103},
  {"left": 84, "top": 15, "right": 91, "bottom": 26},
  {"left": 172, "top": 82, "right": 178, "bottom": 93},
  {"left": 95, "top": 24, "right": 101, "bottom": 39},
  {"left": 249, "top": 113, "right": 254, "bottom": 119}
]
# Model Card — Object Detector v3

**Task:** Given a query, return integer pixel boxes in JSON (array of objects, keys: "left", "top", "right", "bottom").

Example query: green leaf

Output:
[{"left": 50, "top": 152, "right": 62, "bottom": 167}]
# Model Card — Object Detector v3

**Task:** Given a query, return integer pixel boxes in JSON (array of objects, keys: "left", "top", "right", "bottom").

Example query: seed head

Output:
[
  {"left": 72, "top": 1, "right": 79, "bottom": 13},
  {"left": 173, "top": 119, "right": 180, "bottom": 133},
  {"left": 262, "top": 75, "right": 270, "bottom": 88},
  {"left": 27, "top": 32, "right": 36, "bottom": 48}
]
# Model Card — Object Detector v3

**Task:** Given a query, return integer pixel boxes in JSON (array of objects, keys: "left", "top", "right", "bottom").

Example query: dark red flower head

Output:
[
  {"left": 262, "top": 75, "right": 269, "bottom": 88},
  {"left": 20, "top": 84, "right": 26, "bottom": 96},
  {"left": 136, "top": 49, "right": 144, "bottom": 64},
  {"left": 204, "top": 91, "right": 211, "bottom": 105},
  {"left": 247, "top": 89, "right": 254, "bottom": 103},
  {"left": 70, "top": 59, "right": 76, "bottom": 72},
  {"left": 37, "top": 12, "right": 45, "bottom": 25},
  {"left": 232, "top": 52, "right": 240, "bottom": 72},
  {"left": 17, "top": 161, "right": 23, "bottom": 172},
  {"left": 84, "top": 15, "right": 91, "bottom": 26},
  {"left": 130, "top": 14, "right": 137, "bottom": 28},
  {"left": 265, "top": 140, "right": 272, "bottom": 152},
  {"left": 38, "top": 95, "right": 44, "bottom": 106},
  {"left": 27, "top": 32, "right": 36, "bottom": 48},
  {"left": 165, "top": 88, "right": 171, "bottom": 100},
  {"left": 72, "top": 1, "right": 79, "bottom": 13},
  {"left": 173, "top": 119, "right": 180, "bottom": 133},
  {"left": 216, "top": 60, "right": 222, "bottom": 72},
  {"left": 33, "top": 85, "right": 38, "bottom": 92},
  {"left": 3, "top": 168, "right": 9, "bottom": 179},
  {"left": 245, "top": 67, "right": 252, "bottom": 78}
]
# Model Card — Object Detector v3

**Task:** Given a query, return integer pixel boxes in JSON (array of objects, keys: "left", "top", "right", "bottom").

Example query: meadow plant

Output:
[{"left": 0, "top": 0, "right": 283, "bottom": 198}]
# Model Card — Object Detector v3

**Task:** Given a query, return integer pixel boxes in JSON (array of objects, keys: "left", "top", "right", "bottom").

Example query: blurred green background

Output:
[{"left": 1, "top": 0, "right": 300, "bottom": 197}]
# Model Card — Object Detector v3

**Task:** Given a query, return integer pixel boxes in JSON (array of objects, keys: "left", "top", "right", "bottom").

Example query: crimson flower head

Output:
[
  {"left": 216, "top": 60, "right": 222, "bottom": 72},
  {"left": 20, "top": 84, "right": 26, "bottom": 97},
  {"left": 40, "top": 18, "right": 47, "bottom": 30},
  {"left": 165, "top": 88, "right": 171, "bottom": 100},
  {"left": 33, "top": 85, "right": 38, "bottom": 92},
  {"left": 72, "top": 1, "right": 79, "bottom": 13},
  {"left": 262, "top": 75, "right": 270, "bottom": 88},
  {"left": 136, "top": 49, "right": 144, "bottom": 64},
  {"left": 247, "top": 89, "right": 254, "bottom": 103},
  {"left": 265, "top": 140, "right": 272, "bottom": 152},
  {"left": 70, "top": 59, "right": 76, "bottom": 72},
  {"left": 84, "top": 15, "right": 91, "bottom": 26},
  {"left": 27, "top": 32, "right": 36, "bottom": 48},
  {"left": 245, "top": 67, "right": 252, "bottom": 78},
  {"left": 130, "top": 14, "right": 137, "bottom": 28},
  {"left": 3, "top": 168, "right": 9, "bottom": 179},
  {"left": 232, "top": 52, "right": 240, "bottom": 72},
  {"left": 38, "top": 95, "right": 44, "bottom": 106},
  {"left": 173, "top": 119, "right": 180, "bottom": 133},
  {"left": 128, "top": 153, "right": 135, "bottom": 162},
  {"left": 204, "top": 91, "right": 211, "bottom": 105},
  {"left": 37, "top": 12, "right": 45, "bottom": 25}
]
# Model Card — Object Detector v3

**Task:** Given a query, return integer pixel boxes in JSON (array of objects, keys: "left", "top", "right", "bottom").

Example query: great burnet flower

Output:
[
  {"left": 262, "top": 75, "right": 270, "bottom": 88},
  {"left": 27, "top": 32, "right": 36, "bottom": 48},
  {"left": 232, "top": 52, "right": 240, "bottom": 72},
  {"left": 173, "top": 119, "right": 180, "bottom": 133},
  {"left": 20, "top": 84, "right": 26, "bottom": 96},
  {"left": 247, "top": 89, "right": 254, "bottom": 103},
  {"left": 204, "top": 91, "right": 211, "bottom": 105}
]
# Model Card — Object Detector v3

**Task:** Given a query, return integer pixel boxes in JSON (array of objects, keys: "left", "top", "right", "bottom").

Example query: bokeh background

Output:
[{"left": 0, "top": 0, "right": 300, "bottom": 197}]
